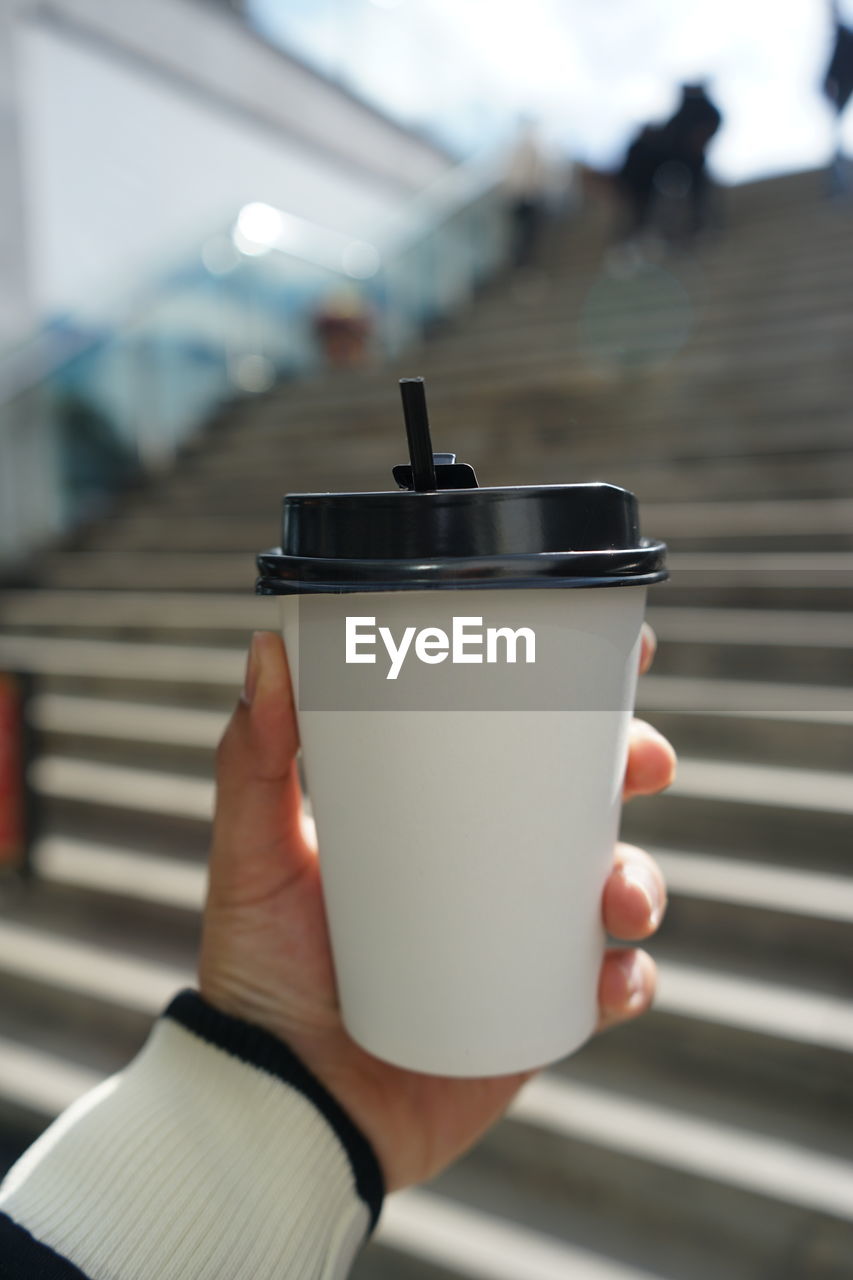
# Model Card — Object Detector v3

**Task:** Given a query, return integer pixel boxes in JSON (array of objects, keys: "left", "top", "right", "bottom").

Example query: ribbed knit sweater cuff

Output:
[{"left": 0, "top": 990, "right": 385, "bottom": 1280}]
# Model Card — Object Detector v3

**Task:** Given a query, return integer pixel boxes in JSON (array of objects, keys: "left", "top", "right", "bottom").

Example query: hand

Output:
[{"left": 199, "top": 625, "right": 675, "bottom": 1193}]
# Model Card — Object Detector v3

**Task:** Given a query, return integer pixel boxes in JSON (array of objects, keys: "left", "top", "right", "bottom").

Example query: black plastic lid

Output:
[{"left": 255, "top": 380, "right": 667, "bottom": 595}]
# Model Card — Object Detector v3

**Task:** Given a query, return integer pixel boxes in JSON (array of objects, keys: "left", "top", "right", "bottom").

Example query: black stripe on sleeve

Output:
[
  {"left": 0, "top": 1212, "right": 92, "bottom": 1279},
  {"left": 163, "top": 989, "right": 385, "bottom": 1232}
]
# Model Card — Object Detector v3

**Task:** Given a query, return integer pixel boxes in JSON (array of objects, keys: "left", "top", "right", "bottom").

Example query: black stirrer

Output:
[{"left": 399, "top": 377, "right": 437, "bottom": 492}]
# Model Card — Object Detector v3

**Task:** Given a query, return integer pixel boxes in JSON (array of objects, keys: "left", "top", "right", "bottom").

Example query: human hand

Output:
[{"left": 198, "top": 625, "right": 674, "bottom": 1193}]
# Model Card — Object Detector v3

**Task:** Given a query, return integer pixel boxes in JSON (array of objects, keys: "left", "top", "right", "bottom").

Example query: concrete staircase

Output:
[{"left": 1, "top": 168, "right": 852, "bottom": 1278}]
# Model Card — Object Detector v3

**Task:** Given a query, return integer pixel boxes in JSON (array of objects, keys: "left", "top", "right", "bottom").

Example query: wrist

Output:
[
  {"left": 200, "top": 982, "right": 403, "bottom": 1191},
  {"left": 175, "top": 990, "right": 387, "bottom": 1212},
  {"left": 0, "top": 990, "right": 385, "bottom": 1279}
]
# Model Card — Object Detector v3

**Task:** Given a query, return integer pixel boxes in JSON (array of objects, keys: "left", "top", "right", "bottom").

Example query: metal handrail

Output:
[
  {"left": 0, "top": 142, "right": 507, "bottom": 411},
  {"left": 0, "top": 142, "right": 512, "bottom": 565}
]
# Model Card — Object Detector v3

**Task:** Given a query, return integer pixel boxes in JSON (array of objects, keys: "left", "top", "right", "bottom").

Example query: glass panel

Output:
[{"left": 0, "top": 148, "right": 509, "bottom": 565}]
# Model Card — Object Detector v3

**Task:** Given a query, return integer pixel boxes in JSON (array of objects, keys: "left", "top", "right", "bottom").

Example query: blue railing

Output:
[{"left": 0, "top": 145, "right": 511, "bottom": 567}]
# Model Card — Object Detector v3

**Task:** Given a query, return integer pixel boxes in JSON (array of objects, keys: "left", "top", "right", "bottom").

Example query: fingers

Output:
[
  {"left": 209, "top": 631, "right": 313, "bottom": 906},
  {"left": 602, "top": 842, "right": 667, "bottom": 940},
  {"left": 597, "top": 947, "right": 657, "bottom": 1032},
  {"left": 639, "top": 622, "right": 657, "bottom": 675},
  {"left": 623, "top": 718, "right": 676, "bottom": 800},
  {"left": 597, "top": 841, "right": 665, "bottom": 1032},
  {"left": 596, "top": 626, "right": 664, "bottom": 1035},
  {"left": 627, "top": 624, "right": 676, "bottom": 800}
]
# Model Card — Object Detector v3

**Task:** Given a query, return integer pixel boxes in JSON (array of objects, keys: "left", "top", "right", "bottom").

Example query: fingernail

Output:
[
  {"left": 241, "top": 632, "right": 261, "bottom": 706},
  {"left": 622, "top": 863, "right": 665, "bottom": 929},
  {"left": 659, "top": 738, "right": 678, "bottom": 788},
  {"left": 615, "top": 949, "right": 644, "bottom": 1002},
  {"left": 637, "top": 719, "right": 673, "bottom": 751},
  {"left": 641, "top": 621, "right": 657, "bottom": 661},
  {"left": 635, "top": 721, "right": 678, "bottom": 787}
]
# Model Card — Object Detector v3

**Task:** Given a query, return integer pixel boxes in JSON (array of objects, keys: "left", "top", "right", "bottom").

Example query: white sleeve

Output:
[{"left": 0, "top": 990, "right": 385, "bottom": 1280}]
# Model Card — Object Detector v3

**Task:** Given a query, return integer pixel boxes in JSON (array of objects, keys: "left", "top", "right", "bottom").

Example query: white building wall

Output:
[
  {"left": 7, "top": 0, "right": 451, "bottom": 325},
  {"left": 0, "top": 0, "right": 32, "bottom": 344}
]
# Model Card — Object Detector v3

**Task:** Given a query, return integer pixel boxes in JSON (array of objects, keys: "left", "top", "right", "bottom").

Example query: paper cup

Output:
[{"left": 281, "top": 584, "right": 646, "bottom": 1077}]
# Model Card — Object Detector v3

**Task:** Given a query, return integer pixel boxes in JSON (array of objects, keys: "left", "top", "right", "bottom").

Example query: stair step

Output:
[
  {"left": 23, "top": 819, "right": 845, "bottom": 998},
  {"left": 85, "top": 495, "right": 853, "bottom": 544},
  {"left": 668, "top": 551, "right": 853, "bottom": 585},
  {"left": 9, "top": 633, "right": 853, "bottom": 705},
  {"left": 190, "top": 391, "right": 853, "bottom": 454},
  {"left": 622, "top": 748, "right": 853, "bottom": 869},
  {"left": 29, "top": 678, "right": 853, "bottom": 740},
  {"left": 0, "top": 920, "right": 185, "bottom": 1014},
  {"left": 0, "top": 634, "right": 242, "bottom": 685},
  {"left": 222, "top": 411, "right": 853, "bottom": 477},
  {"left": 645, "top": 660, "right": 850, "bottom": 701},
  {"left": 652, "top": 853, "right": 852, "bottom": 990},
  {"left": 26, "top": 834, "right": 851, "bottom": 996},
  {"left": 668, "top": 758, "right": 853, "bottom": 816},
  {"left": 623, "top": 789, "right": 851, "bottom": 873},
  {"left": 32, "top": 695, "right": 227, "bottom": 748},
  {"left": 654, "top": 849, "right": 853, "bottom": 924},
  {"left": 639, "top": 675, "right": 853, "bottom": 723},
  {"left": 652, "top": 604, "right": 853, "bottom": 682},
  {"left": 411, "top": 294, "right": 853, "bottom": 353},
  {"left": 33, "top": 552, "right": 256, "bottom": 591},
  {"left": 416, "top": 323, "right": 853, "bottom": 389},
  {"left": 4, "top": 593, "right": 851, "bottom": 666},
  {"left": 429, "top": 1132, "right": 851, "bottom": 1280},
  {"left": 25, "top": 677, "right": 851, "bottom": 773},
  {"left": 648, "top": 606, "right": 853, "bottom": 647},
  {"left": 0, "top": 904, "right": 847, "bottom": 1057},
  {"left": 511, "top": 1074, "right": 853, "bottom": 1221},
  {"left": 11, "top": 548, "right": 853, "bottom": 595},
  {"left": 31, "top": 756, "right": 214, "bottom": 821},
  {"left": 143, "top": 452, "right": 853, "bottom": 509},
  {"left": 30, "top": 694, "right": 225, "bottom": 773},
  {"left": 34, "top": 837, "right": 207, "bottom": 910},
  {"left": 654, "top": 959, "right": 853, "bottom": 1055},
  {"left": 245, "top": 384, "right": 853, "bottom": 462},
  {"left": 375, "top": 1190, "right": 659, "bottom": 1280},
  {"left": 0, "top": 591, "right": 275, "bottom": 632},
  {"left": 646, "top": 498, "right": 853, "bottom": 540},
  {"left": 23, "top": 824, "right": 845, "bottom": 1003},
  {"left": 6, "top": 592, "right": 848, "bottom": 639},
  {"left": 0, "top": 1036, "right": 101, "bottom": 1117},
  {"left": 174, "top": 423, "right": 853, "bottom": 493},
  {"left": 29, "top": 735, "right": 852, "bottom": 828},
  {"left": 232, "top": 284, "right": 853, "bottom": 415},
  {"left": 31, "top": 833, "right": 853, "bottom": 931}
]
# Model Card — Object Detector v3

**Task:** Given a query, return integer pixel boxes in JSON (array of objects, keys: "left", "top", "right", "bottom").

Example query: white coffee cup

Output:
[
  {"left": 280, "top": 584, "right": 646, "bottom": 1076},
  {"left": 256, "top": 378, "right": 666, "bottom": 1077}
]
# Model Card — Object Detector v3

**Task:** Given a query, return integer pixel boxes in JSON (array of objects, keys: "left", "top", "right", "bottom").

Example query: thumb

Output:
[{"left": 208, "top": 631, "right": 314, "bottom": 906}]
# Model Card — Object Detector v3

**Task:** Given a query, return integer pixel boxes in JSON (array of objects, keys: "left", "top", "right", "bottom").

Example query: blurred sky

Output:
[{"left": 250, "top": 0, "right": 853, "bottom": 182}]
